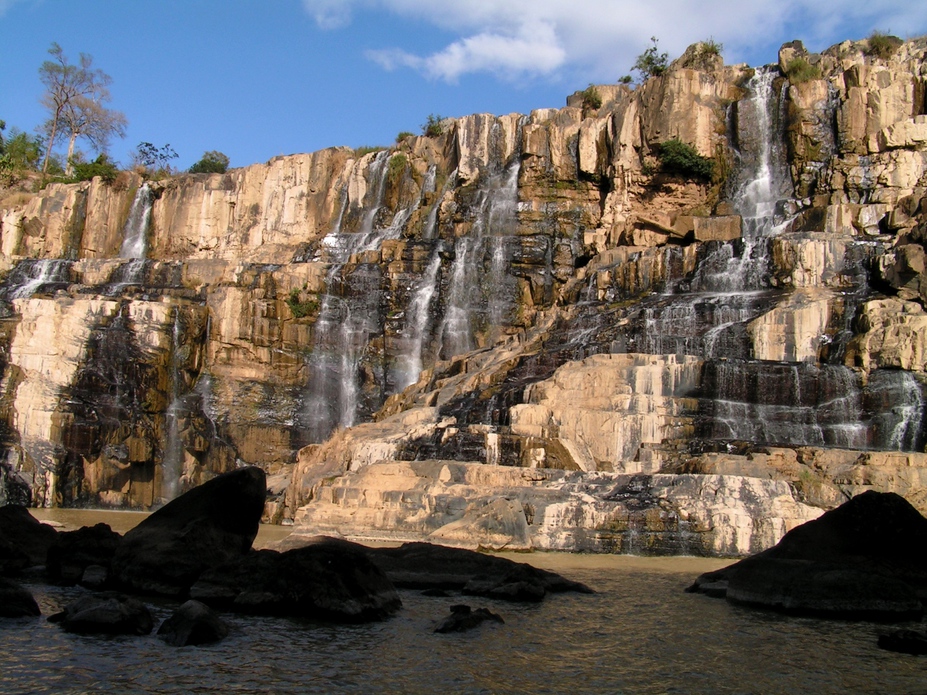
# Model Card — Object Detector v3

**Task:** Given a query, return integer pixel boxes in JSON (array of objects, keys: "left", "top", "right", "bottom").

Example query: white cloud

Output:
[{"left": 303, "top": 0, "right": 927, "bottom": 82}]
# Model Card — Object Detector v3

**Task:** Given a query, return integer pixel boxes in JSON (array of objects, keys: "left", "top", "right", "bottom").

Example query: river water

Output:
[{"left": 2, "top": 511, "right": 924, "bottom": 694}]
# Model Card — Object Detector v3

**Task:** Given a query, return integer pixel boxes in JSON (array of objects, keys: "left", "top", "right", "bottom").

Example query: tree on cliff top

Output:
[
  {"left": 632, "top": 36, "right": 668, "bottom": 82},
  {"left": 38, "top": 43, "right": 126, "bottom": 175},
  {"left": 189, "top": 150, "right": 230, "bottom": 174}
]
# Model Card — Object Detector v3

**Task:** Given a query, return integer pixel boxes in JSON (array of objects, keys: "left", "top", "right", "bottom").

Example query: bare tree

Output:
[{"left": 38, "top": 43, "right": 126, "bottom": 174}]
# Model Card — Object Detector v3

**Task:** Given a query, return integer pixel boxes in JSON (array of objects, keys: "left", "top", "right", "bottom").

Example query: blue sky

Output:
[{"left": 1, "top": 0, "right": 924, "bottom": 171}]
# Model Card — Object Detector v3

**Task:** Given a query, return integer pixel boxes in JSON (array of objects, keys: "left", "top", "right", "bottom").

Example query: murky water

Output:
[{"left": 4, "top": 512, "right": 925, "bottom": 693}]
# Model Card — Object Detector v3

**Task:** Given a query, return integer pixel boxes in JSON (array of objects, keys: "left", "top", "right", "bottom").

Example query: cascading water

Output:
[
  {"left": 114, "top": 183, "right": 154, "bottom": 287},
  {"left": 395, "top": 244, "right": 444, "bottom": 390},
  {"left": 161, "top": 307, "right": 185, "bottom": 501},
  {"left": 4, "top": 259, "right": 72, "bottom": 299},
  {"left": 438, "top": 151, "right": 521, "bottom": 359},
  {"left": 304, "top": 152, "right": 407, "bottom": 442}
]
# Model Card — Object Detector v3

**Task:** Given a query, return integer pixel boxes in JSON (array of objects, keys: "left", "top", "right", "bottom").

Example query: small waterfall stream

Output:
[
  {"left": 161, "top": 307, "right": 185, "bottom": 501},
  {"left": 4, "top": 259, "right": 73, "bottom": 299},
  {"left": 113, "top": 183, "right": 154, "bottom": 288}
]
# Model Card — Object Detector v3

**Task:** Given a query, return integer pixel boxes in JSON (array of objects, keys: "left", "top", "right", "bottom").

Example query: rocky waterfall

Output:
[{"left": 1, "top": 37, "right": 926, "bottom": 556}]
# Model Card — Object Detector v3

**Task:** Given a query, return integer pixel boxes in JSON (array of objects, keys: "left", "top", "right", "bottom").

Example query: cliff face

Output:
[{"left": 1, "top": 37, "right": 925, "bottom": 555}]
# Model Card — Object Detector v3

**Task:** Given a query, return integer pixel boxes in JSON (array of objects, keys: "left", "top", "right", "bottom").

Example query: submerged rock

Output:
[
  {"left": 434, "top": 604, "right": 505, "bottom": 633},
  {"left": 688, "top": 491, "right": 927, "bottom": 620},
  {"left": 111, "top": 467, "right": 266, "bottom": 596},
  {"left": 46, "top": 523, "right": 121, "bottom": 585},
  {"left": 49, "top": 592, "right": 153, "bottom": 635},
  {"left": 157, "top": 599, "right": 229, "bottom": 646},
  {"left": 0, "top": 577, "right": 41, "bottom": 617},
  {"left": 190, "top": 537, "right": 401, "bottom": 622},
  {"left": 0, "top": 505, "right": 58, "bottom": 574}
]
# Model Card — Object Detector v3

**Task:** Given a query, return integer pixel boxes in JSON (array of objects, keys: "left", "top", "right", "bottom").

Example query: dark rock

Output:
[
  {"left": 157, "top": 599, "right": 229, "bottom": 646},
  {"left": 80, "top": 565, "right": 109, "bottom": 590},
  {"left": 878, "top": 629, "right": 927, "bottom": 656},
  {"left": 434, "top": 604, "right": 504, "bottom": 633},
  {"left": 364, "top": 541, "right": 593, "bottom": 601},
  {"left": 191, "top": 537, "right": 401, "bottom": 622},
  {"left": 111, "top": 467, "right": 266, "bottom": 596},
  {"left": 0, "top": 577, "right": 41, "bottom": 617},
  {"left": 689, "top": 491, "right": 927, "bottom": 620},
  {"left": 0, "top": 505, "right": 58, "bottom": 574},
  {"left": 48, "top": 592, "right": 153, "bottom": 635},
  {"left": 46, "top": 523, "right": 121, "bottom": 585}
]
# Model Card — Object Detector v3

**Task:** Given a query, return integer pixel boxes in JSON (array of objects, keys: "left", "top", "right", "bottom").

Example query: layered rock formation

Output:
[{"left": 0, "top": 37, "right": 925, "bottom": 555}]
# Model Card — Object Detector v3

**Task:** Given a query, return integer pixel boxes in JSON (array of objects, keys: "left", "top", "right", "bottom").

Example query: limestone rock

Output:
[{"left": 111, "top": 466, "right": 266, "bottom": 596}]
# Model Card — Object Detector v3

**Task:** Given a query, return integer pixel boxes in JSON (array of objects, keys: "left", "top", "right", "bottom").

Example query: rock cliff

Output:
[{"left": 1, "top": 37, "right": 925, "bottom": 556}]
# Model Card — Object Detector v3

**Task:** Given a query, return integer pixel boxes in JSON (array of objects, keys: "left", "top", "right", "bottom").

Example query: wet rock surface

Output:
[
  {"left": 49, "top": 592, "right": 154, "bottom": 635},
  {"left": 157, "top": 599, "right": 229, "bottom": 646},
  {"left": 191, "top": 537, "right": 401, "bottom": 622},
  {"left": 111, "top": 467, "right": 266, "bottom": 596},
  {"left": 688, "top": 491, "right": 927, "bottom": 619},
  {"left": 434, "top": 604, "right": 505, "bottom": 633}
]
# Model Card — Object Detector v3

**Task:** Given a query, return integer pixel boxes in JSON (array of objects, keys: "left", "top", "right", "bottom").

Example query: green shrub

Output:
[
  {"left": 684, "top": 39, "right": 724, "bottom": 70},
  {"left": 618, "top": 75, "right": 633, "bottom": 85},
  {"left": 632, "top": 36, "right": 668, "bottom": 81},
  {"left": 286, "top": 289, "right": 318, "bottom": 319},
  {"left": 189, "top": 150, "right": 229, "bottom": 174},
  {"left": 395, "top": 131, "right": 414, "bottom": 143},
  {"left": 354, "top": 145, "right": 385, "bottom": 157},
  {"left": 865, "top": 31, "right": 902, "bottom": 60},
  {"left": 422, "top": 114, "right": 446, "bottom": 137},
  {"left": 655, "top": 139, "right": 714, "bottom": 180},
  {"left": 388, "top": 153, "right": 407, "bottom": 182},
  {"left": 784, "top": 57, "right": 821, "bottom": 84},
  {"left": 71, "top": 153, "right": 119, "bottom": 183},
  {"left": 580, "top": 84, "right": 602, "bottom": 112}
]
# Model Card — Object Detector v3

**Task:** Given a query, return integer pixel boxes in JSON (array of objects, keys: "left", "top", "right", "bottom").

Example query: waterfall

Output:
[
  {"left": 395, "top": 244, "right": 444, "bottom": 389},
  {"left": 304, "top": 152, "right": 395, "bottom": 443},
  {"left": 887, "top": 373, "right": 926, "bottom": 450},
  {"left": 161, "top": 307, "right": 185, "bottom": 502},
  {"left": 438, "top": 155, "right": 521, "bottom": 359},
  {"left": 120, "top": 183, "right": 153, "bottom": 259},
  {"left": 5, "top": 259, "right": 72, "bottom": 299}
]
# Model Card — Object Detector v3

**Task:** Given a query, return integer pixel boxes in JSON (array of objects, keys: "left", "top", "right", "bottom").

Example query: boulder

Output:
[
  {"left": 363, "top": 541, "right": 593, "bottom": 601},
  {"left": 111, "top": 467, "right": 266, "bottom": 596},
  {"left": 0, "top": 577, "right": 41, "bottom": 617},
  {"left": 190, "top": 537, "right": 401, "bottom": 623},
  {"left": 46, "top": 523, "right": 121, "bottom": 585},
  {"left": 48, "top": 592, "right": 153, "bottom": 635},
  {"left": 688, "top": 491, "right": 927, "bottom": 619},
  {"left": 157, "top": 599, "right": 229, "bottom": 646},
  {"left": 0, "top": 505, "right": 58, "bottom": 574},
  {"left": 434, "top": 604, "right": 505, "bottom": 633}
]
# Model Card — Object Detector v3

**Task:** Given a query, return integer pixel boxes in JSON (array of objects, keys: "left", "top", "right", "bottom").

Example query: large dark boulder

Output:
[
  {"left": 157, "top": 600, "right": 229, "bottom": 646},
  {"left": 190, "top": 537, "right": 401, "bottom": 622},
  {"left": 688, "top": 491, "right": 927, "bottom": 620},
  {"left": 0, "top": 505, "right": 58, "bottom": 575},
  {"left": 362, "top": 541, "right": 593, "bottom": 602},
  {"left": 48, "top": 592, "right": 153, "bottom": 635},
  {"left": 879, "top": 629, "right": 927, "bottom": 656},
  {"left": 0, "top": 577, "right": 41, "bottom": 617},
  {"left": 46, "top": 523, "right": 122, "bottom": 585},
  {"left": 111, "top": 467, "right": 266, "bottom": 596}
]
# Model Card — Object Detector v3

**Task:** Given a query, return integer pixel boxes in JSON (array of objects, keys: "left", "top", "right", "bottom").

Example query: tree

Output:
[
  {"left": 632, "top": 36, "right": 669, "bottom": 82},
  {"left": 189, "top": 150, "right": 230, "bottom": 174},
  {"left": 38, "top": 43, "right": 124, "bottom": 175},
  {"left": 132, "top": 142, "right": 178, "bottom": 175}
]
